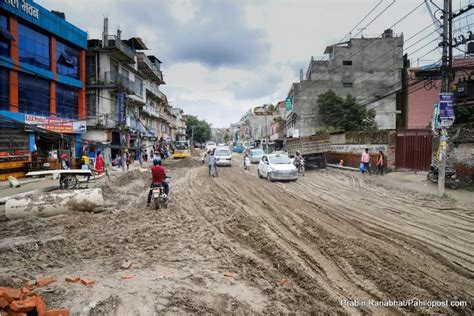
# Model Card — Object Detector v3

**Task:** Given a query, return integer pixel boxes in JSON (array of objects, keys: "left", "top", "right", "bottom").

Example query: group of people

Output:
[{"left": 360, "top": 148, "right": 385, "bottom": 175}]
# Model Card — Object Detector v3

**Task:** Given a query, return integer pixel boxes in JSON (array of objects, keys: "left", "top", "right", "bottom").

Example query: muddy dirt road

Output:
[{"left": 1, "top": 155, "right": 473, "bottom": 315}]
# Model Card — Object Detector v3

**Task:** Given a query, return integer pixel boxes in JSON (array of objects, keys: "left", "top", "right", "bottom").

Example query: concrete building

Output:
[
  {"left": 84, "top": 18, "right": 169, "bottom": 162},
  {"left": 287, "top": 30, "right": 403, "bottom": 137},
  {"left": 171, "top": 108, "right": 187, "bottom": 141},
  {"left": 0, "top": 0, "right": 87, "bottom": 179}
]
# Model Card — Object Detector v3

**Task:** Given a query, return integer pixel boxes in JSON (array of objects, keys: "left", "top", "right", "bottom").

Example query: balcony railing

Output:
[
  {"left": 104, "top": 35, "right": 135, "bottom": 62},
  {"left": 93, "top": 71, "right": 142, "bottom": 96},
  {"left": 137, "top": 53, "right": 164, "bottom": 83},
  {"left": 145, "top": 83, "right": 166, "bottom": 101},
  {"left": 142, "top": 104, "right": 160, "bottom": 118}
]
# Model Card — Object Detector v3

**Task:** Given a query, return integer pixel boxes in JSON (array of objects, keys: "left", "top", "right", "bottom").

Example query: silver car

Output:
[
  {"left": 214, "top": 147, "right": 232, "bottom": 166},
  {"left": 248, "top": 148, "right": 265, "bottom": 163}
]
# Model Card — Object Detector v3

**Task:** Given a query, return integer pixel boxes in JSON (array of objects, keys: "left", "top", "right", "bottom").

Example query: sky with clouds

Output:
[{"left": 36, "top": 0, "right": 472, "bottom": 127}]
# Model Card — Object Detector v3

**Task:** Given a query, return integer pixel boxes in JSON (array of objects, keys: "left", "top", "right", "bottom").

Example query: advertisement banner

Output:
[
  {"left": 25, "top": 115, "right": 87, "bottom": 134},
  {"left": 438, "top": 92, "right": 455, "bottom": 122}
]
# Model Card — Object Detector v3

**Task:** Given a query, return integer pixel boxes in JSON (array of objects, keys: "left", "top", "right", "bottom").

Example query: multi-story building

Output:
[
  {"left": 0, "top": 0, "right": 87, "bottom": 179},
  {"left": 287, "top": 29, "right": 403, "bottom": 137},
  {"left": 138, "top": 53, "right": 167, "bottom": 151},
  {"left": 84, "top": 18, "right": 169, "bottom": 162},
  {"left": 171, "top": 108, "right": 187, "bottom": 141}
]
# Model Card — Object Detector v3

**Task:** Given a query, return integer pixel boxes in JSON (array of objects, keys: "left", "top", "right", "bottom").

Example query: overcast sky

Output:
[{"left": 37, "top": 0, "right": 472, "bottom": 127}]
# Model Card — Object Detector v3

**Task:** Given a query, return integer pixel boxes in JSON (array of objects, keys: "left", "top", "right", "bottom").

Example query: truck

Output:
[{"left": 286, "top": 134, "right": 331, "bottom": 169}]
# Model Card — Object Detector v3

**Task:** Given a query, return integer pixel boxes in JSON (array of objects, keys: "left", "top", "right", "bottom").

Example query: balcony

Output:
[
  {"left": 142, "top": 104, "right": 160, "bottom": 118},
  {"left": 103, "top": 35, "right": 135, "bottom": 63},
  {"left": 137, "top": 53, "right": 165, "bottom": 84},
  {"left": 88, "top": 71, "right": 142, "bottom": 96},
  {"left": 144, "top": 82, "right": 167, "bottom": 101}
]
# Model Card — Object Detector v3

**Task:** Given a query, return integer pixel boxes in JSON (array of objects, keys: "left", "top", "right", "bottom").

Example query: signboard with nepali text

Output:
[
  {"left": 25, "top": 115, "right": 86, "bottom": 134},
  {"left": 438, "top": 92, "right": 455, "bottom": 125}
]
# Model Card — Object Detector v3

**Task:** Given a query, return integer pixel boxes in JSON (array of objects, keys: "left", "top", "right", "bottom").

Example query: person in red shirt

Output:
[{"left": 147, "top": 158, "right": 169, "bottom": 206}]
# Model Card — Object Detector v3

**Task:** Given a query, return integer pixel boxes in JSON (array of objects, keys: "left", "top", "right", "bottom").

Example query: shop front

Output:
[{"left": 0, "top": 111, "right": 87, "bottom": 179}]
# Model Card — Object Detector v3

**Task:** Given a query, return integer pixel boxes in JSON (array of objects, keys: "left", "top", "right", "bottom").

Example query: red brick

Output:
[
  {"left": 9, "top": 297, "right": 37, "bottom": 312},
  {"left": 45, "top": 309, "right": 70, "bottom": 316},
  {"left": 223, "top": 272, "right": 236, "bottom": 278},
  {"left": 35, "top": 276, "right": 56, "bottom": 288},
  {"left": 0, "top": 287, "right": 21, "bottom": 302},
  {"left": 121, "top": 274, "right": 134, "bottom": 280},
  {"left": 0, "top": 297, "right": 8, "bottom": 308},
  {"left": 80, "top": 278, "right": 95, "bottom": 286},
  {"left": 64, "top": 277, "right": 80, "bottom": 283},
  {"left": 35, "top": 297, "right": 47, "bottom": 316}
]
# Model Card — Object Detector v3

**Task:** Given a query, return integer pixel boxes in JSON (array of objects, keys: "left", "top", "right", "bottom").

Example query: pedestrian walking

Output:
[
  {"left": 376, "top": 151, "right": 385, "bottom": 175},
  {"left": 208, "top": 149, "right": 218, "bottom": 177},
  {"left": 361, "top": 148, "right": 371, "bottom": 174}
]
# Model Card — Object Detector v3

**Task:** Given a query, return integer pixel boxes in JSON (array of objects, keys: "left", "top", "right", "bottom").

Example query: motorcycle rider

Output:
[{"left": 147, "top": 158, "right": 169, "bottom": 206}]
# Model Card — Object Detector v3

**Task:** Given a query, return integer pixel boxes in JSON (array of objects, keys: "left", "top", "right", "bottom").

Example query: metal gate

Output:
[{"left": 395, "top": 130, "right": 433, "bottom": 171}]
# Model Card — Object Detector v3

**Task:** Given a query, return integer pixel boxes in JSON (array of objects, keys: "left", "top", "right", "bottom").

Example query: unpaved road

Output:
[{"left": 0, "top": 154, "right": 473, "bottom": 315}]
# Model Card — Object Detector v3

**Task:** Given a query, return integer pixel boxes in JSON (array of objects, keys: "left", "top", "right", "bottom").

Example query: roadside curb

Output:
[{"left": 327, "top": 164, "right": 359, "bottom": 172}]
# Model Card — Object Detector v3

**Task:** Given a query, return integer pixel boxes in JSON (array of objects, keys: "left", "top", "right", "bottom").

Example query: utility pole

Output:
[
  {"left": 191, "top": 125, "right": 195, "bottom": 150},
  {"left": 438, "top": 0, "right": 451, "bottom": 196}
]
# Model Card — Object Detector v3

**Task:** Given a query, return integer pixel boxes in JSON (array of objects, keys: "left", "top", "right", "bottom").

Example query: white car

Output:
[
  {"left": 258, "top": 153, "right": 298, "bottom": 181},
  {"left": 214, "top": 147, "right": 232, "bottom": 166},
  {"left": 205, "top": 141, "right": 217, "bottom": 151}
]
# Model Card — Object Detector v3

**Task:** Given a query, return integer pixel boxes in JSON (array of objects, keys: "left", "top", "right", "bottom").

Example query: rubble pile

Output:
[{"left": 0, "top": 285, "right": 68, "bottom": 316}]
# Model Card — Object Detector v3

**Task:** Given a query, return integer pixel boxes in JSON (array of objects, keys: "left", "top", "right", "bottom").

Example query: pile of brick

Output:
[{"left": 0, "top": 286, "right": 68, "bottom": 316}]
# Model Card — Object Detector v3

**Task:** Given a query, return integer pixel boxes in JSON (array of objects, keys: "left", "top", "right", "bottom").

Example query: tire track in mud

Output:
[{"left": 211, "top": 156, "right": 473, "bottom": 314}]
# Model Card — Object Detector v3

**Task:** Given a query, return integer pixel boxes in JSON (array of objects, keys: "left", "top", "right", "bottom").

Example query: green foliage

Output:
[
  {"left": 186, "top": 115, "right": 212, "bottom": 144},
  {"left": 317, "top": 90, "right": 377, "bottom": 132},
  {"left": 223, "top": 133, "right": 230, "bottom": 142},
  {"left": 455, "top": 105, "right": 474, "bottom": 124}
]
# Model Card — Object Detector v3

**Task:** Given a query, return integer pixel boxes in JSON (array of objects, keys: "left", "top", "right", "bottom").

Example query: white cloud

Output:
[{"left": 36, "top": 0, "right": 468, "bottom": 128}]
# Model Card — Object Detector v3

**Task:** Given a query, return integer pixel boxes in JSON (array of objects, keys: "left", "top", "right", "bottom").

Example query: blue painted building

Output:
[{"left": 0, "top": 0, "right": 87, "bottom": 178}]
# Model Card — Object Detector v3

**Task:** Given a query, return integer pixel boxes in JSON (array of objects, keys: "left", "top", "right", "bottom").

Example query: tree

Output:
[
  {"left": 185, "top": 115, "right": 212, "bottom": 144},
  {"left": 317, "top": 90, "right": 377, "bottom": 132},
  {"left": 223, "top": 133, "right": 230, "bottom": 142}
]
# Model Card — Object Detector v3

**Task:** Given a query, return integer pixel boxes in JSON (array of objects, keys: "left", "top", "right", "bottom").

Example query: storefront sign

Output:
[
  {"left": 25, "top": 115, "right": 87, "bottom": 134},
  {"left": 330, "top": 144, "right": 388, "bottom": 154},
  {"left": 3, "top": 0, "right": 39, "bottom": 19}
]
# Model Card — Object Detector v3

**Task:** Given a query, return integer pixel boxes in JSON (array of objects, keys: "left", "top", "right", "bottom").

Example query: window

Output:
[
  {"left": 18, "top": 23, "right": 50, "bottom": 70},
  {"left": 343, "top": 60, "right": 352, "bottom": 66},
  {"left": 56, "top": 40, "right": 79, "bottom": 79},
  {"left": 0, "top": 67, "right": 8, "bottom": 111},
  {"left": 86, "top": 93, "right": 96, "bottom": 116},
  {"left": 18, "top": 72, "right": 50, "bottom": 116},
  {"left": 343, "top": 82, "right": 353, "bottom": 88},
  {"left": 0, "top": 14, "right": 11, "bottom": 57},
  {"left": 56, "top": 84, "right": 78, "bottom": 118}
]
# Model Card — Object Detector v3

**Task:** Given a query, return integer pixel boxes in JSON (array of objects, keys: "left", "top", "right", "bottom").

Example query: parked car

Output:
[
  {"left": 248, "top": 148, "right": 265, "bottom": 163},
  {"left": 214, "top": 147, "right": 232, "bottom": 166},
  {"left": 258, "top": 153, "right": 298, "bottom": 181},
  {"left": 233, "top": 142, "right": 245, "bottom": 153}
]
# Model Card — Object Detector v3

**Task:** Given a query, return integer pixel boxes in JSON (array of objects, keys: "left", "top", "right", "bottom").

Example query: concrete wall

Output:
[
  {"left": 290, "top": 36, "right": 403, "bottom": 136},
  {"left": 447, "top": 123, "right": 474, "bottom": 181},
  {"left": 326, "top": 130, "right": 396, "bottom": 169}
]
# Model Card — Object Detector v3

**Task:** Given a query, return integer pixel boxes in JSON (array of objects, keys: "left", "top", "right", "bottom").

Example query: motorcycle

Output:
[
  {"left": 150, "top": 177, "right": 170, "bottom": 210},
  {"left": 294, "top": 158, "right": 305, "bottom": 176},
  {"left": 427, "top": 164, "right": 460, "bottom": 189}
]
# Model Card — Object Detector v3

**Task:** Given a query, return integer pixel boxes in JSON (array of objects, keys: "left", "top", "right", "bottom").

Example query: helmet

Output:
[
  {"left": 60, "top": 154, "right": 68, "bottom": 159},
  {"left": 296, "top": 150, "right": 301, "bottom": 155},
  {"left": 153, "top": 158, "right": 161, "bottom": 165}
]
